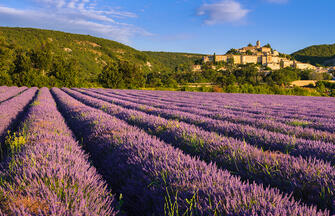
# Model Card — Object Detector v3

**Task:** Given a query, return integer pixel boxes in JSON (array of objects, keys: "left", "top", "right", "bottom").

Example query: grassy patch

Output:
[{"left": 288, "top": 120, "right": 310, "bottom": 127}]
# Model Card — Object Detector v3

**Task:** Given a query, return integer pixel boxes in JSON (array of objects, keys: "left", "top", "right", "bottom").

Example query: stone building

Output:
[
  {"left": 203, "top": 41, "right": 315, "bottom": 70},
  {"left": 238, "top": 40, "right": 275, "bottom": 56},
  {"left": 293, "top": 62, "right": 316, "bottom": 70}
]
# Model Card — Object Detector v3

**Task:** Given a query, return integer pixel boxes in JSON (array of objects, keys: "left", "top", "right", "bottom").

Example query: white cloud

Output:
[
  {"left": 0, "top": 0, "right": 149, "bottom": 43},
  {"left": 197, "top": 0, "right": 249, "bottom": 25}
]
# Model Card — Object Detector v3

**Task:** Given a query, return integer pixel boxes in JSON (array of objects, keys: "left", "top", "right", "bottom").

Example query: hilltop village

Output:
[{"left": 200, "top": 41, "right": 317, "bottom": 71}]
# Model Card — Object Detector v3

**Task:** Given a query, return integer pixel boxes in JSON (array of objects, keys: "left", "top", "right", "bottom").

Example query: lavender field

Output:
[{"left": 0, "top": 86, "right": 334, "bottom": 216}]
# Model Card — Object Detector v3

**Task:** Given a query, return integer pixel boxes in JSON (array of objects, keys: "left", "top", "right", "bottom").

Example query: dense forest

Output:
[
  {"left": 0, "top": 27, "right": 334, "bottom": 96},
  {"left": 292, "top": 44, "right": 335, "bottom": 66}
]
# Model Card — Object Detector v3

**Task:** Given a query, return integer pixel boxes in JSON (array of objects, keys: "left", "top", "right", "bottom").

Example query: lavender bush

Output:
[
  {"left": 0, "top": 87, "right": 26, "bottom": 102},
  {"left": 0, "top": 85, "right": 332, "bottom": 215},
  {"left": 80, "top": 88, "right": 335, "bottom": 164},
  {"left": 104, "top": 89, "right": 335, "bottom": 133},
  {"left": 0, "top": 87, "right": 37, "bottom": 148},
  {"left": 93, "top": 88, "right": 335, "bottom": 137},
  {"left": 0, "top": 88, "right": 116, "bottom": 215},
  {"left": 67, "top": 88, "right": 335, "bottom": 212},
  {"left": 54, "top": 88, "right": 329, "bottom": 215}
]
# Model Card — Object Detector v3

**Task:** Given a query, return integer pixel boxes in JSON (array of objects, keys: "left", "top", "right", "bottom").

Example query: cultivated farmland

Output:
[{"left": 0, "top": 86, "right": 334, "bottom": 215}]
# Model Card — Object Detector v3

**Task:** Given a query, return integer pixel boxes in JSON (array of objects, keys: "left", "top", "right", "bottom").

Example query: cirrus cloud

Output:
[
  {"left": 0, "top": 0, "right": 151, "bottom": 43},
  {"left": 197, "top": 0, "right": 249, "bottom": 25}
]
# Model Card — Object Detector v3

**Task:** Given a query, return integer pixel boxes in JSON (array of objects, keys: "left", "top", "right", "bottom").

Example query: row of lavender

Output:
[
  {"left": 0, "top": 87, "right": 332, "bottom": 215},
  {"left": 122, "top": 89, "right": 335, "bottom": 120},
  {"left": 51, "top": 88, "right": 329, "bottom": 215},
  {"left": 0, "top": 88, "right": 116, "bottom": 215},
  {"left": 78, "top": 87, "right": 335, "bottom": 166},
  {"left": 105, "top": 88, "right": 334, "bottom": 134},
  {"left": 0, "top": 86, "right": 27, "bottom": 103},
  {"left": 110, "top": 89, "right": 334, "bottom": 127},
  {"left": 66, "top": 88, "right": 334, "bottom": 212},
  {"left": 84, "top": 90, "right": 335, "bottom": 151},
  {"left": 106, "top": 89, "right": 335, "bottom": 133},
  {"left": 97, "top": 89, "right": 334, "bottom": 162}
]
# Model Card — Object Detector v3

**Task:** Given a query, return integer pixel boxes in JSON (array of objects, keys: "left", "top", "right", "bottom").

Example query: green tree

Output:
[
  {"left": 30, "top": 41, "right": 53, "bottom": 74},
  {"left": 299, "top": 70, "right": 311, "bottom": 80},
  {"left": 119, "top": 61, "right": 145, "bottom": 89},
  {"left": 151, "top": 77, "right": 163, "bottom": 87},
  {"left": 99, "top": 61, "right": 123, "bottom": 88},
  {"left": 216, "top": 73, "right": 236, "bottom": 87},
  {"left": 246, "top": 50, "right": 253, "bottom": 55},
  {"left": 234, "top": 64, "right": 259, "bottom": 85},
  {"left": 202, "top": 67, "right": 217, "bottom": 82},
  {"left": 49, "top": 56, "right": 81, "bottom": 87},
  {"left": 266, "top": 68, "right": 299, "bottom": 85},
  {"left": 10, "top": 49, "right": 34, "bottom": 86},
  {"left": 226, "top": 49, "right": 239, "bottom": 55},
  {"left": 0, "top": 36, "right": 14, "bottom": 85}
]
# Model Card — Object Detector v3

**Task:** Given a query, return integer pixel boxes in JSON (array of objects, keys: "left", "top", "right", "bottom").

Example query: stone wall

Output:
[
  {"left": 267, "top": 63, "right": 281, "bottom": 70},
  {"left": 242, "top": 55, "right": 260, "bottom": 64},
  {"left": 232, "top": 55, "right": 242, "bottom": 64},
  {"left": 271, "top": 57, "right": 285, "bottom": 64},
  {"left": 215, "top": 55, "right": 228, "bottom": 62},
  {"left": 281, "top": 60, "right": 294, "bottom": 68}
]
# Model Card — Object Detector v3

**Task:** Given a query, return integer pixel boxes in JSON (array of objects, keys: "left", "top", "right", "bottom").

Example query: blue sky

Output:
[{"left": 0, "top": 0, "right": 334, "bottom": 54}]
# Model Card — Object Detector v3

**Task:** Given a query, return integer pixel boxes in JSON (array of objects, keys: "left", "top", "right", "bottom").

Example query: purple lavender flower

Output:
[
  {"left": 0, "top": 86, "right": 27, "bottom": 103},
  {"left": 0, "top": 87, "right": 116, "bottom": 215},
  {"left": 52, "top": 87, "right": 328, "bottom": 216}
]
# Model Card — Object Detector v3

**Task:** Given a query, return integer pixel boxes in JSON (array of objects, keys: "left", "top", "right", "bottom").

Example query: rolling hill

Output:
[
  {"left": 292, "top": 43, "right": 335, "bottom": 66},
  {"left": 0, "top": 27, "right": 203, "bottom": 87}
]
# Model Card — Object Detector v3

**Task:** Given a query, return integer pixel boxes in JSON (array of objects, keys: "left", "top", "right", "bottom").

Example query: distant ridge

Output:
[{"left": 292, "top": 43, "right": 335, "bottom": 66}]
